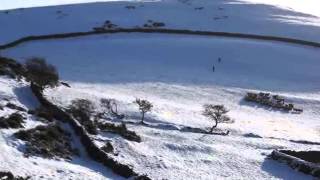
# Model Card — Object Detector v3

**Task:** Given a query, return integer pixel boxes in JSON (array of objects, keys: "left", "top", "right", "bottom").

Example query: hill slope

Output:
[{"left": 0, "top": 0, "right": 319, "bottom": 179}]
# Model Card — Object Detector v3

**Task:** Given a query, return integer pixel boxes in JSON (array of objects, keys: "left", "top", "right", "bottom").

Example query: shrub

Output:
[
  {"left": 68, "top": 99, "right": 97, "bottom": 135},
  {"left": 202, "top": 104, "right": 231, "bottom": 133},
  {"left": 0, "top": 112, "right": 25, "bottom": 129},
  {"left": 31, "top": 106, "right": 55, "bottom": 122},
  {"left": 6, "top": 103, "right": 27, "bottom": 112},
  {"left": 14, "top": 124, "right": 75, "bottom": 159},
  {"left": 133, "top": 98, "right": 153, "bottom": 123},
  {"left": 0, "top": 56, "right": 26, "bottom": 80},
  {"left": 101, "top": 142, "right": 114, "bottom": 153},
  {"left": 24, "top": 57, "right": 59, "bottom": 89},
  {"left": 0, "top": 171, "right": 30, "bottom": 180},
  {"left": 98, "top": 122, "right": 141, "bottom": 142}
]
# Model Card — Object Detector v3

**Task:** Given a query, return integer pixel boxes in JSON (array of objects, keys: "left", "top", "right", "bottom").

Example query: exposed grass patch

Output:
[
  {"left": 98, "top": 122, "right": 141, "bottom": 142},
  {"left": 0, "top": 112, "right": 25, "bottom": 129},
  {"left": 14, "top": 124, "right": 76, "bottom": 159}
]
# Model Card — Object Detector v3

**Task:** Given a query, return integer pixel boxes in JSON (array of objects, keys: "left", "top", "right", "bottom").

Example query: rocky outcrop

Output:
[{"left": 270, "top": 150, "right": 320, "bottom": 178}]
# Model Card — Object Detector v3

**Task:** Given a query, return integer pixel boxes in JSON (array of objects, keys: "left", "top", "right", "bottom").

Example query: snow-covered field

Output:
[
  {"left": 0, "top": 0, "right": 320, "bottom": 45},
  {"left": 0, "top": 0, "right": 320, "bottom": 179}
]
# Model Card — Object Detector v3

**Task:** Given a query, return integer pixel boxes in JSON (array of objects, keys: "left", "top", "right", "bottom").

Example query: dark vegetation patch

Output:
[
  {"left": 0, "top": 56, "right": 26, "bottom": 79},
  {"left": 28, "top": 106, "right": 55, "bottom": 123},
  {"left": 67, "top": 99, "right": 98, "bottom": 135},
  {"left": 194, "top": 7, "right": 204, "bottom": 10},
  {"left": 6, "top": 103, "right": 27, "bottom": 112},
  {"left": 143, "top": 20, "right": 165, "bottom": 28},
  {"left": 280, "top": 150, "right": 320, "bottom": 164},
  {"left": 24, "top": 58, "right": 59, "bottom": 90},
  {"left": 93, "top": 20, "right": 118, "bottom": 32},
  {"left": 14, "top": 124, "right": 76, "bottom": 159},
  {"left": 98, "top": 122, "right": 141, "bottom": 142},
  {"left": 243, "top": 133, "right": 262, "bottom": 138},
  {"left": 244, "top": 92, "right": 303, "bottom": 113},
  {"left": 0, "top": 112, "right": 25, "bottom": 129},
  {"left": 60, "top": 81, "right": 71, "bottom": 88},
  {"left": 101, "top": 142, "right": 114, "bottom": 153},
  {"left": 125, "top": 5, "right": 136, "bottom": 9},
  {"left": 289, "top": 140, "right": 320, "bottom": 146},
  {"left": 0, "top": 171, "right": 30, "bottom": 180}
]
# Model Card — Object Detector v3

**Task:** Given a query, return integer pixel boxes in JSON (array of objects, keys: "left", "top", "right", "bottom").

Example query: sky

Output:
[{"left": 0, "top": 0, "right": 319, "bottom": 17}]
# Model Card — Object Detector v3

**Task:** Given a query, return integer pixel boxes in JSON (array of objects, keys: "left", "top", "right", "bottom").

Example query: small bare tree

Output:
[
  {"left": 100, "top": 98, "right": 118, "bottom": 115},
  {"left": 133, "top": 98, "right": 153, "bottom": 123},
  {"left": 202, "top": 104, "right": 230, "bottom": 133}
]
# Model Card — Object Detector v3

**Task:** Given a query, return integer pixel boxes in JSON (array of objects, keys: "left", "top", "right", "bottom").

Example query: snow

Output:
[
  {"left": 1, "top": 0, "right": 320, "bottom": 18},
  {"left": 0, "top": 77, "right": 122, "bottom": 179},
  {"left": 239, "top": 0, "right": 320, "bottom": 17},
  {"left": 1, "top": 0, "right": 320, "bottom": 179},
  {"left": 2, "top": 33, "right": 320, "bottom": 179},
  {"left": 0, "top": 0, "right": 320, "bottom": 45}
]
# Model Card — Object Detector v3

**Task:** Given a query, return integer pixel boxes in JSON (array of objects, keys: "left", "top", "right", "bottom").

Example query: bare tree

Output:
[
  {"left": 133, "top": 98, "right": 153, "bottom": 123},
  {"left": 100, "top": 98, "right": 118, "bottom": 115},
  {"left": 24, "top": 57, "right": 59, "bottom": 90},
  {"left": 202, "top": 104, "right": 230, "bottom": 133}
]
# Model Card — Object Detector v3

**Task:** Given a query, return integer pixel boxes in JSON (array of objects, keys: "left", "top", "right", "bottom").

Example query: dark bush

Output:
[
  {"left": 14, "top": 124, "right": 76, "bottom": 159},
  {"left": 0, "top": 171, "right": 30, "bottom": 180},
  {"left": 101, "top": 142, "right": 114, "bottom": 153},
  {"left": 98, "top": 122, "right": 141, "bottom": 142},
  {"left": 0, "top": 56, "right": 26, "bottom": 80},
  {"left": 68, "top": 99, "right": 97, "bottom": 135},
  {"left": 24, "top": 57, "right": 59, "bottom": 89},
  {"left": 0, "top": 112, "right": 25, "bottom": 129},
  {"left": 31, "top": 106, "right": 55, "bottom": 122},
  {"left": 6, "top": 103, "right": 27, "bottom": 112},
  {"left": 152, "top": 22, "right": 165, "bottom": 27}
]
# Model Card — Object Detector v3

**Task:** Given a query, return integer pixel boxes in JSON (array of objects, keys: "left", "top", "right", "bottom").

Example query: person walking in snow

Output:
[
  {"left": 218, "top": 57, "right": 221, "bottom": 63},
  {"left": 212, "top": 64, "right": 215, "bottom": 72}
]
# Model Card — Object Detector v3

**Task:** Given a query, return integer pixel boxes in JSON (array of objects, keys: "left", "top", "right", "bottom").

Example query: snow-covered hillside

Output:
[
  {"left": 0, "top": 77, "right": 122, "bottom": 179},
  {"left": 0, "top": 0, "right": 320, "bottom": 45},
  {"left": 0, "top": 0, "right": 319, "bottom": 179},
  {"left": 2, "top": 33, "right": 320, "bottom": 179}
]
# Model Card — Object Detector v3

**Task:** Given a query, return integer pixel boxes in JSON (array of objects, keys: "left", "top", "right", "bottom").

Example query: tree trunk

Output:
[
  {"left": 141, "top": 112, "right": 145, "bottom": 124},
  {"left": 210, "top": 119, "right": 218, "bottom": 133}
]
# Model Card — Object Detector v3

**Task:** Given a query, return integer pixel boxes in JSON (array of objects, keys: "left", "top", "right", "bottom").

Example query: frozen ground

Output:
[{"left": 2, "top": 33, "right": 320, "bottom": 179}]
